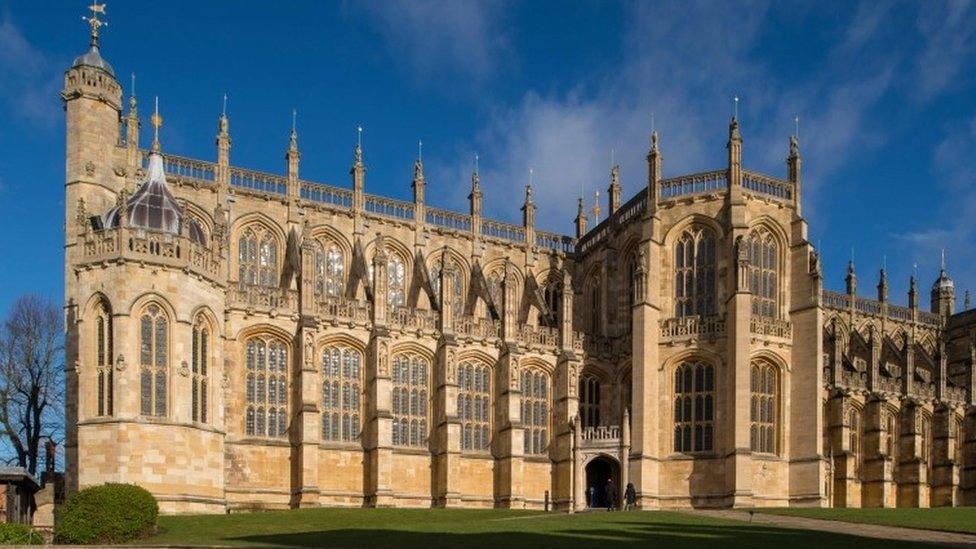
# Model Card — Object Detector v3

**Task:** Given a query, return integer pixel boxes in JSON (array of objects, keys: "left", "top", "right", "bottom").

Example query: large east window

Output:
[
  {"left": 314, "top": 241, "right": 345, "bottom": 298},
  {"left": 239, "top": 227, "right": 278, "bottom": 288}
]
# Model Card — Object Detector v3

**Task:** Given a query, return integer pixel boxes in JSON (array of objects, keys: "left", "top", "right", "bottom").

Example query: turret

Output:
[
  {"left": 124, "top": 77, "right": 140, "bottom": 190},
  {"left": 286, "top": 110, "right": 300, "bottom": 183},
  {"left": 931, "top": 252, "right": 955, "bottom": 317},
  {"left": 62, "top": 2, "right": 123, "bottom": 232},
  {"left": 909, "top": 275, "right": 919, "bottom": 310},
  {"left": 521, "top": 180, "right": 536, "bottom": 242},
  {"left": 468, "top": 161, "right": 482, "bottom": 237},
  {"left": 607, "top": 164, "right": 621, "bottom": 215},
  {"left": 877, "top": 268, "right": 888, "bottom": 303},
  {"left": 351, "top": 127, "right": 366, "bottom": 212}
]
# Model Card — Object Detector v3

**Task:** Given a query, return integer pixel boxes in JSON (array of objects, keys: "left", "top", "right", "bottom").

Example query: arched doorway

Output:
[{"left": 585, "top": 456, "right": 620, "bottom": 508}]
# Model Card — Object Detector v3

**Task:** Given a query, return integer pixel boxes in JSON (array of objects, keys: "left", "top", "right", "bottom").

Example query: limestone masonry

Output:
[{"left": 63, "top": 9, "right": 975, "bottom": 513}]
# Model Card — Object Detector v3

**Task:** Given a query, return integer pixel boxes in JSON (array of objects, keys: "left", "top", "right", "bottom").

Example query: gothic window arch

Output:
[
  {"left": 749, "top": 361, "right": 777, "bottom": 454},
  {"left": 674, "top": 226, "right": 716, "bottom": 317},
  {"left": 245, "top": 336, "right": 288, "bottom": 438},
  {"left": 93, "top": 299, "right": 113, "bottom": 417},
  {"left": 673, "top": 360, "right": 714, "bottom": 453},
  {"left": 190, "top": 314, "right": 211, "bottom": 423},
  {"left": 849, "top": 408, "right": 861, "bottom": 477},
  {"left": 139, "top": 304, "right": 168, "bottom": 417},
  {"left": 430, "top": 258, "right": 464, "bottom": 318},
  {"left": 391, "top": 352, "right": 429, "bottom": 448},
  {"left": 521, "top": 367, "right": 550, "bottom": 455},
  {"left": 458, "top": 360, "right": 490, "bottom": 452},
  {"left": 238, "top": 226, "right": 278, "bottom": 289},
  {"left": 579, "top": 374, "right": 600, "bottom": 428},
  {"left": 747, "top": 227, "right": 778, "bottom": 317},
  {"left": 313, "top": 241, "right": 345, "bottom": 298},
  {"left": 321, "top": 343, "right": 362, "bottom": 442}
]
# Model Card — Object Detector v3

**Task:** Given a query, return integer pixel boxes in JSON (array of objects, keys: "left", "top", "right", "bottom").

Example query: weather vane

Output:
[{"left": 82, "top": 2, "right": 107, "bottom": 47}]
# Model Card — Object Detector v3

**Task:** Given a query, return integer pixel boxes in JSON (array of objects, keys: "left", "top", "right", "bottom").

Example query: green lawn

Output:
[
  {"left": 758, "top": 507, "right": 976, "bottom": 535},
  {"left": 143, "top": 508, "right": 939, "bottom": 547}
]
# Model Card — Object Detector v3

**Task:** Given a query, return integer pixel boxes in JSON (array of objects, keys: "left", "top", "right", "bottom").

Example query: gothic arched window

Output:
[
  {"left": 540, "top": 275, "right": 561, "bottom": 328},
  {"left": 191, "top": 315, "right": 210, "bottom": 423},
  {"left": 749, "top": 361, "right": 777, "bottom": 454},
  {"left": 388, "top": 254, "right": 406, "bottom": 308},
  {"left": 579, "top": 374, "right": 600, "bottom": 428},
  {"left": 94, "top": 299, "right": 113, "bottom": 417},
  {"left": 673, "top": 360, "right": 714, "bottom": 453},
  {"left": 430, "top": 259, "right": 464, "bottom": 318},
  {"left": 675, "top": 227, "right": 716, "bottom": 317},
  {"left": 239, "top": 227, "right": 278, "bottom": 289},
  {"left": 245, "top": 337, "right": 288, "bottom": 438},
  {"left": 458, "top": 361, "right": 490, "bottom": 452},
  {"left": 139, "top": 304, "right": 168, "bottom": 417},
  {"left": 321, "top": 344, "right": 362, "bottom": 442},
  {"left": 391, "top": 353, "right": 429, "bottom": 447},
  {"left": 747, "top": 228, "right": 778, "bottom": 317},
  {"left": 521, "top": 368, "right": 550, "bottom": 455},
  {"left": 314, "top": 242, "right": 345, "bottom": 298}
]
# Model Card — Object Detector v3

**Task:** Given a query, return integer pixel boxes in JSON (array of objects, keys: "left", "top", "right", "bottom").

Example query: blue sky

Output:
[{"left": 1, "top": 0, "right": 975, "bottom": 315}]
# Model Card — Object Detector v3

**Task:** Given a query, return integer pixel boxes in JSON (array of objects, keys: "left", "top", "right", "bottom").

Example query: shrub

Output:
[
  {"left": 0, "top": 522, "right": 43, "bottom": 544},
  {"left": 55, "top": 483, "right": 158, "bottom": 544}
]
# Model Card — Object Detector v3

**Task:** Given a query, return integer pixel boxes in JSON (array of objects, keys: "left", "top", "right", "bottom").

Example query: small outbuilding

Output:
[{"left": 0, "top": 468, "right": 39, "bottom": 524}]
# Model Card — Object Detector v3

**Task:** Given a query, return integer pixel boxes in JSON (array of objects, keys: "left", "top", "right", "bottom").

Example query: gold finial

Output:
[
  {"left": 150, "top": 96, "right": 163, "bottom": 152},
  {"left": 82, "top": 2, "right": 107, "bottom": 47}
]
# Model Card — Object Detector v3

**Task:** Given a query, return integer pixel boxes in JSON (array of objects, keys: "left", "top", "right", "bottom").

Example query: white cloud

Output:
[
  {"left": 0, "top": 16, "right": 60, "bottom": 127},
  {"left": 431, "top": 1, "right": 901, "bottom": 232},
  {"left": 914, "top": 0, "right": 976, "bottom": 101},
  {"left": 358, "top": 0, "right": 509, "bottom": 85}
]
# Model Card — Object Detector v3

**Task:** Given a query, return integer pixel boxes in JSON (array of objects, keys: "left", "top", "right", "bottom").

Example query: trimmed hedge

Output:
[
  {"left": 55, "top": 483, "right": 158, "bottom": 544},
  {"left": 0, "top": 522, "right": 43, "bottom": 544}
]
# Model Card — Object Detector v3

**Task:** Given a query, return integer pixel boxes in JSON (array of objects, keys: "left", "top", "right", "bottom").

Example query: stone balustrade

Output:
[
  {"left": 750, "top": 317, "right": 793, "bottom": 339},
  {"left": 78, "top": 228, "right": 221, "bottom": 282},
  {"left": 581, "top": 425, "right": 621, "bottom": 443},
  {"left": 315, "top": 295, "right": 370, "bottom": 326},
  {"left": 659, "top": 315, "right": 726, "bottom": 341},
  {"left": 387, "top": 306, "right": 437, "bottom": 332},
  {"left": 517, "top": 323, "right": 559, "bottom": 349},
  {"left": 455, "top": 315, "right": 500, "bottom": 340},
  {"left": 227, "top": 286, "right": 298, "bottom": 313}
]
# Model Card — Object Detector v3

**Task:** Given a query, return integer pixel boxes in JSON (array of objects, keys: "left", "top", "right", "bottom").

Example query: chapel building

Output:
[{"left": 62, "top": 11, "right": 976, "bottom": 513}]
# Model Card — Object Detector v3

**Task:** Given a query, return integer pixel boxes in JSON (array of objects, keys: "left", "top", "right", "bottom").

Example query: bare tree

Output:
[{"left": 0, "top": 295, "right": 64, "bottom": 476}]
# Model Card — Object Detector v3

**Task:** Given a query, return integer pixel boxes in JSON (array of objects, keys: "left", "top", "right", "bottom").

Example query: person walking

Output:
[
  {"left": 624, "top": 482, "right": 637, "bottom": 511},
  {"left": 588, "top": 485, "right": 596, "bottom": 508},
  {"left": 605, "top": 479, "right": 618, "bottom": 511}
]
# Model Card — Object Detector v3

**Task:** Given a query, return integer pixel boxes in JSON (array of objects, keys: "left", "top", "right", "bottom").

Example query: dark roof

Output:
[
  {"left": 103, "top": 152, "right": 206, "bottom": 245},
  {"left": 72, "top": 45, "right": 115, "bottom": 77}
]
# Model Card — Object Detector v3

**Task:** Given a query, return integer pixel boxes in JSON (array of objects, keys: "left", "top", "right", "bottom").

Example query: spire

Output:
[
  {"left": 218, "top": 93, "right": 229, "bottom": 137},
  {"left": 647, "top": 128, "right": 661, "bottom": 216},
  {"left": 727, "top": 97, "right": 743, "bottom": 187},
  {"left": 787, "top": 125, "right": 803, "bottom": 214},
  {"left": 351, "top": 125, "right": 366, "bottom": 196},
  {"left": 608, "top": 159, "right": 621, "bottom": 215},
  {"left": 877, "top": 266, "right": 889, "bottom": 302},
  {"left": 354, "top": 125, "right": 364, "bottom": 167},
  {"left": 592, "top": 189, "right": 602, "bottom": 223},
  {"left": 125, "top": 73, "right": 139, "bottom": 149},
  {"left": 931, "top": 249, "right": 955, "bottom": 316},
  {"left": 286, "top": 109, "right": 300, "bottom": 184},
  {"left": 521, "top": 169, "right": 536, "bottom": 231},
  {"left": 150, "top": 96, "right": 162, "bottom": 153},
  {"left": 909, "top": 268, "right": 919, "bottom": 310},
  {"left": 468, "top": 154, "right": 482, "bottom": 220},
  {"left": 574, "top": 196, "right": 588, "bottom": 239},
  {"left": 289, "top": 108, "right": 299, "bottom": 152},
  {"left": 413, "top": 140, "right": 426, "bottom": 206},
  {"left": 845, "top": 259, "right": 857, "bottom": 296}
]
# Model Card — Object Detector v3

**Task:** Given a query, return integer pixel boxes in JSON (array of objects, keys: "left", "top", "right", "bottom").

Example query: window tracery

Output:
[
  {"left": 391, "top": 353, "right": 429, "bottom": 447},
  {"left": 747, "top": 227, "right": 778, "bottom": 317},
  {"left": 321, "top": 344, "right": 362, "bottom": 442},
  {"left": 239, "top": 226, "right": 278, "bottom": 289},
  {"left": 749, "top": 361, "right": 776, "bottom": 454},
  {"left": 245, "top": 337, "right": 288, "bottom": 438},
  {"left": 521, "top": 368, "right": 549, "bottom": 455},
  {"left": 673, "top": 360, "right": 714, "bottom": 453},
  {"left": 674, "top": 227, "right": 716, "bottom": 317},
  {"left": 139, "top": 304, "right": 168, "bottom": 417},
  {"left": 458, "top": 361, "right": 490, "bottom": 451},
  {"left": 191, "top": 315, "right": 210, "bottom": 423}
]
